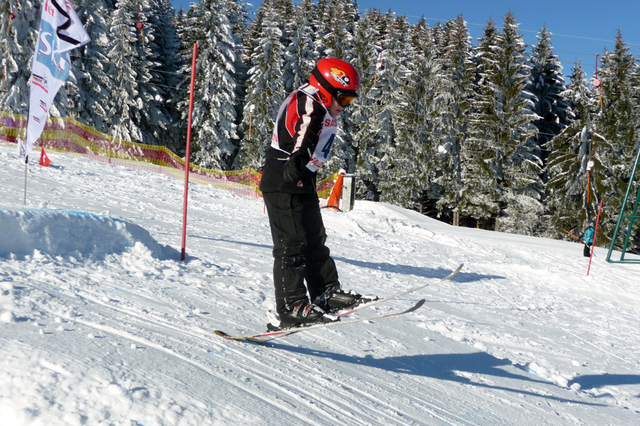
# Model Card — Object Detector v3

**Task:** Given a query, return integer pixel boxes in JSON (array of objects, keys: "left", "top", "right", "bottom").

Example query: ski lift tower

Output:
[{"left": 606, "top": 142, "right": 640, "bottom": 263}]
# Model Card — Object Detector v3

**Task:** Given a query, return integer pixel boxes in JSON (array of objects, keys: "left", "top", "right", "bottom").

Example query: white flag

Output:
[{"left": 20, "top": 0, "right": 90, "bottom": 160}]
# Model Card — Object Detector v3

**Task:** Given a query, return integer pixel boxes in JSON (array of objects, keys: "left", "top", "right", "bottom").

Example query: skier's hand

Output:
[{"left": 283, "top": 151, "right": 309, "bottom": 183}]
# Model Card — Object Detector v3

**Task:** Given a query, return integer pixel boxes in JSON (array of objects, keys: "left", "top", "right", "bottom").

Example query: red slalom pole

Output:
[
  {"left": 587, "top": 199, "right": 603, "bottom": 276},
  {"left": 181, "top": 43, "right": 198, "bottom": 261}
]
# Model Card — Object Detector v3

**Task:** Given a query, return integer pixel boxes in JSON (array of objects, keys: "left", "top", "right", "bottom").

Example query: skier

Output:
[
  {"left": 259, "top": 58, "right": 376, "bottom": 328},
  {"left": 581, "top": 221, "right": 595, "bottom": 257}
]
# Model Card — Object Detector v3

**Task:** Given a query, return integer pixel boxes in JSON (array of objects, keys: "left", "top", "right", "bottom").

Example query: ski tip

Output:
[
  {"left": 451, "top": 263, "right": 464, "bottom": 276},
  {"left": 214, "top": 330, "right": 231, "bottom": 339}
]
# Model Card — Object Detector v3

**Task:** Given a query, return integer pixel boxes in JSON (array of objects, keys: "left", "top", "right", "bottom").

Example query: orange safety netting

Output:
[{"left": 0, "top": 111, "right": 338, "bottom": 199}]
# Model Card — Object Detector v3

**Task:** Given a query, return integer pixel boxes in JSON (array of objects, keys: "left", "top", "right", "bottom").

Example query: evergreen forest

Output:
[{"left": 1, "top": 0, "right": 639, "bottom": 252}]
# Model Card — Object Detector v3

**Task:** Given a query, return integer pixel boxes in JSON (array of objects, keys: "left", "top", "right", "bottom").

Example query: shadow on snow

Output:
[
  {"left": 335, "top": 257, "right": 504, "bottom": 282},
  {"left": 264, "top": 343, "right": 607, "bottom": 407},
  {"left": 189, "top": 236, "right": 504, "bottom": 282}
]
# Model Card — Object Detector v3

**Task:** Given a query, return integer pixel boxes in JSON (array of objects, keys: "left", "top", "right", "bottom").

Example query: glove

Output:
[{"left": 283, "top": 151, "right": 309, "bottom": 183}]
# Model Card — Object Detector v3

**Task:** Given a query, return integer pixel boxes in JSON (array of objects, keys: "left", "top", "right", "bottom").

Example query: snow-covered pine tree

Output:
[
  {"left": 105, "top": 0, "right": 165, "bottom": 146},
  {"left": 282, "top": 0, "right": 317, "bottom": 94},
  {"left": 175, "top": 0, "right": 239, "bottom": 170},
  {"left": 241, "top": 0, "right": 264, "bottom": 65},
  {"left": 271, "top": 0, "right": 294, "bottom": 95},
  {"left": 378, "top": 17, "right": 441, "bottom": 213},
  {"left": 172, "top": 5, "right": 192, "bottom": 157},
  {"left": 273, "top": 0, "right": 294, "bottom": 18},
  {"left": 146, "top": 0, "right": 183, "bottom": 152},
  {"left": 493, "top": 12, "right": 544, "bottom": 235},
  {"left": 237, "top": 0, "right": 285, "bottom": 170},
  {"left": 132, "top": 0, "right": 173, "bottom": 147},
  {"left": 280, "top": 0, "right": 314, "bottom": 95},
  {"left": 320, "top": 0, "right": 361, "bottom": 182},
  {"left": 0, "top": 0, "right": 39, "bottom": 114},
  {"left": 429, "top": 21, "right": 444, "bottom": 53},
  {"left": 235, "top": 1, "right": 265, "bottom": 168},
  {"left": 346, "top": 8, "right": 380, "bottom": 179},
  {"left": 468, "top": 12, "right": 543, "bottom": 234},
  {"left": 545, "top": 60, "right": 600, "bottom": 239},
  {"left": 224, "top": 0, "right": 251, "bottom": 158},
  {"left": 461, "top": 18, "right": 501, "bottom": 228},
  {"left": 321, "top": 0, "right": 357, "bottom": 60},
  {"left": 528, "top": 25, "right": 571, "bottom": 182},
  {"left": 224, "top": 0, "right": 250, "bottom": 77},
  {"left": 356, "top": 10, "right": 405, "bottom": 201},
  {"left": 591, "top": 30, "right": 640, "bottom": 247},
  {"left": 313, "top": 0, "right": 331, "bottom": 60},
  {"left": 434, "top": 15, "right": 475, "bottom": 223},
  {"left": 410, "top": 17, "right": 434, "bottom": 69},
  {"left": 68, "top": 0, "right": 114, "bottom": 134}
]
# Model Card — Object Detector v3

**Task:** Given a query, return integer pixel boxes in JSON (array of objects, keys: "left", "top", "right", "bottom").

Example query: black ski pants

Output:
[{"left": 263, "top": 192, "right": 339, "bottom": 314}]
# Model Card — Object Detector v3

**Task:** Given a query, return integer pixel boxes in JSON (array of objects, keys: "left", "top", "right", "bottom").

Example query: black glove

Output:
[{"left": 283, "top": 151, "right": 309, "bottom": 183}]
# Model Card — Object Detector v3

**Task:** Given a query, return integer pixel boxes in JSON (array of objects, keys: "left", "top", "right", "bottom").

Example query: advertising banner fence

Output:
[{"left": 1, "top": 111, "right": 338, "bottom": 200}]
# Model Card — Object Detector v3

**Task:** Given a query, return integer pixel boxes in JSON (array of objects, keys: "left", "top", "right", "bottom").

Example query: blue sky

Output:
[{"left": 170, "top": 0, "right": 640, "bottom": 79}]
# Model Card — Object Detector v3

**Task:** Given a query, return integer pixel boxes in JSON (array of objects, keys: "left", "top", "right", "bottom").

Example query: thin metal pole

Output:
[
  {"left": 587, "top": 200, "right": 603, "bottom": 276},
  {"left": 181, "top": 43, "right": 197, "bottom": 261},
  {"left": 23, "top": 155, "right": 28, "bottom": 205}
]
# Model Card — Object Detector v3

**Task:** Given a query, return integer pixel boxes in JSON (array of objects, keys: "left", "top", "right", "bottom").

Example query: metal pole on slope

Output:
[
  {"left": 587, "top": 199, "right": 604, "bottom": 276},
  {"left": 181, "top": 43, "right": 197, "bottom": 261},
  {"left": 563, "top": 229, "right": 582, "bottom": 241},
  {"left": 23, "top": 155, "right": 27, "bottom": 205},
  {"left": 23, "top": 107, "right": 30, "bottom": 206},
  {"left": 563, "top": 229, "right": 597, "bottom": 257}
]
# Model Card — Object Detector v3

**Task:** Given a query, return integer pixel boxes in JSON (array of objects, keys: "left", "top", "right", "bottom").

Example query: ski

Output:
[
  {"left": 264, "top": 263, "right": 462, "bottom": 325},
  {"left": 214, "top": 299, "right": 426, "bottom": 343},
  {"left": 334, "top": 263, "right": 463, "bottom": 319},
  {"left": 213, "top": 263, "right": 463, "bottom": 343}
]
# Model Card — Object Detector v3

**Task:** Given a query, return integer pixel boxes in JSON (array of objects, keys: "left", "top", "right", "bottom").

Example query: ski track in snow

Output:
[{"left": 1, "top": 144, "right": 640, "bottom": 425}]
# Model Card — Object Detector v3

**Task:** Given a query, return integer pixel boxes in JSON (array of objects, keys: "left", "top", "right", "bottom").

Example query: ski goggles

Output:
[{"left": 336, "top": 90, "right": 358, "bottom": 108}]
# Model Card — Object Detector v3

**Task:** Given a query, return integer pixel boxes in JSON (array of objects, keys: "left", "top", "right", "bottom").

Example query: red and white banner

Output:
[{"left": 19, "top": 0, "right": 90, "bottom": 160}]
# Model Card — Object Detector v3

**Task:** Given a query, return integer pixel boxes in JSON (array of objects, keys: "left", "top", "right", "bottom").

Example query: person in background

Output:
[
  {"left": 581, "top": 221, "right": 595, "bottom": 257},
  {"left": 259, "top": 58, "right": 376, "bottom": 329}
]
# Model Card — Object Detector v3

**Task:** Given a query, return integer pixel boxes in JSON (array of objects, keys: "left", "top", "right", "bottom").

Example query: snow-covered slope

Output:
[{"left": 1, "top": 144, "right": 639, "bottom": 425}]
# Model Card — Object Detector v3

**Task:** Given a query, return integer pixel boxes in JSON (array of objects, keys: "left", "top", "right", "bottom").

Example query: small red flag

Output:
[{"left": 39, "top": 147, "right": 51, "bottom": 167}]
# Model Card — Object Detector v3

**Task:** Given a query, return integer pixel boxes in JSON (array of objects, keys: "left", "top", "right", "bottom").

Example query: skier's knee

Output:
[
  {"left": 280, "top": 238, "right": 306, "bottom": 268},
  {"left": 283, "top": 253, "right": 306, "bottom": 268}
]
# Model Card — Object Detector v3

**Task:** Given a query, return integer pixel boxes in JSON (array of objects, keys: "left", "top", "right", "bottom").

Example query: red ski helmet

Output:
[{"left": 309, "top": 58, "right": 360, "bottom": 108}]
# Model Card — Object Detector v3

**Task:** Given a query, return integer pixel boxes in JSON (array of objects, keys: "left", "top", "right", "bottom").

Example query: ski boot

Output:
[
  {"left": 269, "top": 301, "right": 335, "bottom": 330},
  {"left": 315, "top": 284, "right": 379, "bottom": 314}
]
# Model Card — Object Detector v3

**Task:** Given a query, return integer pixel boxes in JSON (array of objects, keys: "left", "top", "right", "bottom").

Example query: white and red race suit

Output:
[{"left": 259, "top": 84, "right": 338, "bottom": 194}]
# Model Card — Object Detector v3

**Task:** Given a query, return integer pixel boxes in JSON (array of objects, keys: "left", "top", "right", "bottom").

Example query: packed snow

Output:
[{"left": 1, "top": 143, "right": 639, "bottom": 425}]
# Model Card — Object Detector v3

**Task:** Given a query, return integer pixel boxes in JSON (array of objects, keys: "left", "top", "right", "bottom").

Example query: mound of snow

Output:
[{"left": 0, "top": 208, "right": 177, "bottom": 260}]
